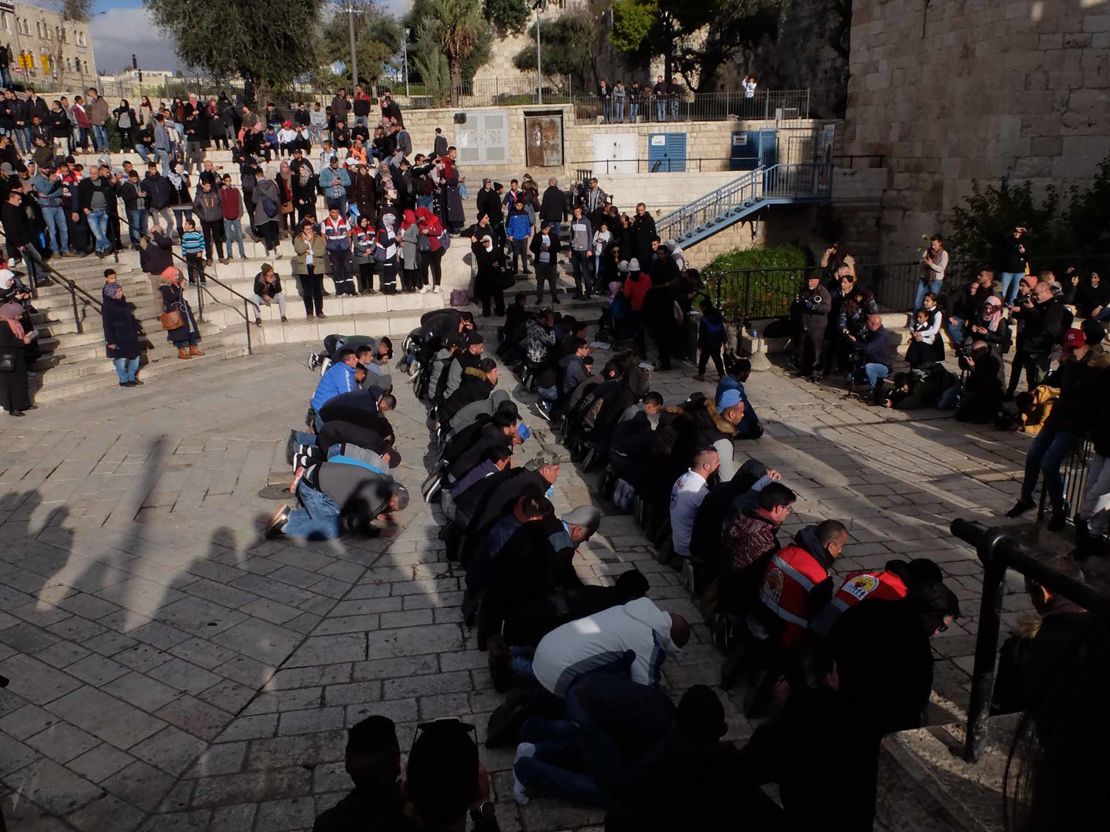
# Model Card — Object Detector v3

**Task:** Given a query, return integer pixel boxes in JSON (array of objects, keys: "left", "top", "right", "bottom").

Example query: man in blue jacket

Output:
[
  {"left": 31, "top": 162, "right": 70, "bottom": 256},
  {"left": 311, "top": 348, "right": 360, "bottom": 416},
  {"left": 506, "top": 198, "right": 533, "bottom": 276},
  {"left": 852, "top": 313, "right": 896, "bottom": 399}
]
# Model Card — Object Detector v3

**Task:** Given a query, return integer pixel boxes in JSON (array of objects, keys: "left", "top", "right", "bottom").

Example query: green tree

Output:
[
  {"left": 610, "top": 0, "right": 782, "bottom": 90},
  {"left": 484, "top": 0, "right": 530, "bottom": 34},
  {"left": 512, "top": 14, "right": 593, "bottom": 85},
  {"left": 319, "top": 0, "right": 402, "bottom": 87},
  {"left": 407, "top": 0, "right": 490, "bottom": 103},
  {"left": 144, "top": 0, "right": 324, "bottom": 101},
  {"left": 611, "top": 0, "right": 655, "bottom": 53},
  {"left": 946, "top": 179, "right": 1062, "bottom": 263}
]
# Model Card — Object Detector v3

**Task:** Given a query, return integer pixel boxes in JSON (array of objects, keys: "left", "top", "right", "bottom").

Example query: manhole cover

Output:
[{"left": 258, "top": 485, "right": 292, "bottom": 500}]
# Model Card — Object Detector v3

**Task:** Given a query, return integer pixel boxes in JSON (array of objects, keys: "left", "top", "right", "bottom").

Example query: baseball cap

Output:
[
  {"left": 716, "top": 388, "right": 743, "bottom": 410},
  {"left": 1061, "top": 328, "right": 1086, "bottom": 350},
  {"left": 563, "top": 505, "right": 601, "bottom": 536},
  {"left": 531, "top": 450, "right": 563, "bottom": 468}
]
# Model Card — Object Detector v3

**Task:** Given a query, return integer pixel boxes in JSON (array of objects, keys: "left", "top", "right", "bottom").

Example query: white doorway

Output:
[{"left": 591, "top": 133, "right": 638, "bottom": 175}]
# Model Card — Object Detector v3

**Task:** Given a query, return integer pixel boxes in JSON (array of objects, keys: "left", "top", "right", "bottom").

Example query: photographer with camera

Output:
[
  {"left": 793, "top": 272, "right": 832, "bottom": 381},
  {"left": 1007, "top": 276, "right": 1066, "bottom": 398},
  {"left": 852, "top": 313, "right": 896, "bottom": 401},
  {"left": 955, "top": 340, "right": 1004, "bottom": 423}
]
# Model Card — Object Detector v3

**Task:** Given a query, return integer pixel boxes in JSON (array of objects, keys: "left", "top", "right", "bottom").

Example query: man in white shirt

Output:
[{"left": 670, "top": 448, "right": 720, "bottom": 558}]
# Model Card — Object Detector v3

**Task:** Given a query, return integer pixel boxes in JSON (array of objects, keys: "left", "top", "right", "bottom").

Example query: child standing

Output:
[
  {"left": 180, "top": 219, "right": 207, "bottom": 286},
  {"left": 695, "top": 299, "right": 727, "bottom": 380}
]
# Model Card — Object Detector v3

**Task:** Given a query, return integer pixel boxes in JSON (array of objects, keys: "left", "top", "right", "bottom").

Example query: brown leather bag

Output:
[{"left": 160, "top": 309, "right": 185, "bottom": 330}]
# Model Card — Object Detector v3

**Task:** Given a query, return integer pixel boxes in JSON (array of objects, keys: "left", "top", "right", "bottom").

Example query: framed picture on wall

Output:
[{"left": 524, "top": 110, "right": 564, "bottom": 168}]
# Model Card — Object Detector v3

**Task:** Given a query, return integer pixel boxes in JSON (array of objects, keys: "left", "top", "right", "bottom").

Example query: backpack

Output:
[{"left": 260, "top": 193, "right": 278, "bottom": 219}]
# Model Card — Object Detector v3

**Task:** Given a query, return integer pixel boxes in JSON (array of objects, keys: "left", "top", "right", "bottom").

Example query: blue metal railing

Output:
[{"left": 656, "top": 162, "right": 834, "bottom": 245}]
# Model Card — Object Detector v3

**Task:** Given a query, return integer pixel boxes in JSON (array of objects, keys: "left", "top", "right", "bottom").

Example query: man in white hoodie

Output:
[{"left": 527, "top": 597, "right": 689, "bottom": 698}]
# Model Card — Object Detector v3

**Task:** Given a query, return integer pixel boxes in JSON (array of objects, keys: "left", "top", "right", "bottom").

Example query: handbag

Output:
[
  {"left": 0, "top": 350, "right": 15, "bottom": 373},
  {"left": 160, "top": 309, "right": 185, "bottom": 330},
  {"left": 496, "top": 269, "right": 516, "bottom": 291},
  {"left": 280, "top": 202, "right": 294, "bottom": 215},
  {"left": 418, "top": 235, "right": 432, "bottom": 253}
]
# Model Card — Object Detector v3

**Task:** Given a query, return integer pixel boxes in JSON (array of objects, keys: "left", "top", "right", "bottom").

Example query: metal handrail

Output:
[
  {"left": 0, "top": 230, "right": 102, "bottom": 334},
  {"left": 115, "top": 214, "right": 255, "bottom": 355},
  {"left": 655, "top": 162, "right": 833, "bottom": 244},
  {"left": 949, "top": 519, "right": 1110, "bottom": 763}
]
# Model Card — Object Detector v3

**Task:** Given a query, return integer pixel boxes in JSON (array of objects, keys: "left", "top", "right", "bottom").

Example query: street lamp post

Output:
[
  {"left": 403, "top": 27, "right": 410, "bottom": 98},
  {"left": 346, "top": 3, "right": 358, "bottom": 89},
  {"left": 532, "top": 0, "right": 546, "bottom": 105}
]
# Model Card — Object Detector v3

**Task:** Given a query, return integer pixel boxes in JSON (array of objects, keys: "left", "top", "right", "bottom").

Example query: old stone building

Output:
[
  {"left": 0, "top": 0, "right": 98, "bottom": 90},
  {"left": 844, "top": 0, "right": 1110, "bottom": 263}
]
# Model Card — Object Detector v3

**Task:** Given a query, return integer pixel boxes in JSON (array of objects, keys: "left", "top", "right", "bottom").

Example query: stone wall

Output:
[
  {"left": 398, "top": 103, "right": 820, "bottom": 182},
  {"left": 845, "top": 0, "right": 1110, "bottom": 263}
]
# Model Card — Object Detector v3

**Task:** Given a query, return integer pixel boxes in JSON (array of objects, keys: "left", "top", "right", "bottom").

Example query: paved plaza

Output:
[{"left": 0, "top": 340, "right": 1058, "bottom": 831}]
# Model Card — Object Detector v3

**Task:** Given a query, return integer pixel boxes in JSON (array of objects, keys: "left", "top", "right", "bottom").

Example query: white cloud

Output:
[{"left": 89, "top": 7, "right": 182, "bottom": 75}]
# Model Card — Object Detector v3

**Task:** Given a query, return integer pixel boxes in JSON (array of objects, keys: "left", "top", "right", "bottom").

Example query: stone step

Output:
[{"left": 31, "top": 342, "right": 251, "bottom": 405}]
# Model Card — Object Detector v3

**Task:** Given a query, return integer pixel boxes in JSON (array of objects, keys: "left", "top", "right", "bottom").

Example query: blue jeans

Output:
[
  {"left": 1000, "top": 272, "right": 1024, "bottom": 306},
  {"left": 0, "top": 67, "right": 11, "bottom": 88},
  {"left": 946, "top": 318, "right": 966, "bottom": 347},
  {"left": 156, "top": 149, "right": 172, "bottom": 175},
  {"left": 613, "top": 100, "right": 624, "bottom": 122},
  {"left": 224, "top": 218, "right": 246, "bottom": 258},
  {"left": 113, "top": 357, "right": 139, "bottom": 383},
  {"left": 87, "top": 209, "right": 111, "bottom": 252},
  {"left": 629, "top": 102, "right": 639, "bottom": 122},
  {"left": 41, "top": 205, "right": 69, "bottom": 254},
  {"left": 92, "top": 124, "right": 109, "bottom": 152},
  {"left": 1021, "top": 428, "right": 1076, "bottom": 509},
  {"left": 284, "top": 481, "right": 343, "bottom": 540},
  {"left": 126, "top": 208, "right": 147, "bottom": 245},
  {"left": 855, "top": 362, "right": 890, "bottom": 391},
  {"left": 514, "top": 681, "right": 622, "bottom": 806},
  {"left": 536, "top": 384, "right": 557, "bottom": 403},
  {"left": 914, "top": 278, "right": 942, "bottom": 311},
  {"left": 134, "top": 144, "right": 152, "bottom": 163},
  {"left": 655, "top": 100, "right": 666, "bottom": 122}
]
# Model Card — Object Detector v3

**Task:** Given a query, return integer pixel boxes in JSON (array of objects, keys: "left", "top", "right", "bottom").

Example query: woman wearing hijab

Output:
[
  {"left": 0, "top": 301, "right": 33, "bottom": 415},
  {"left": 352, "top": 215, "right": 376, "bottom": 295},
  {"left": 102, "top": 282, "right": 145, "bottom": 386},
  {"left": 965, "top": 294, "right": 1011, "bottom": 360},
  {"left": 439, "top": 155, "right": 465, "bottom": 233},
  {"left": 159, "top": 267, "right": 203, "bottom": 360},
  {"left": 375, "top": 211, "right": 399, "bottom": 295},
  {"left": 253, "top": 167, "right": 283, "bottom": 257},
  {"left": 472, "top": 233, "right": 506, "bottom": 317},
  {"left": 399, "top": 209, "right": 421, "bottom": 293}
]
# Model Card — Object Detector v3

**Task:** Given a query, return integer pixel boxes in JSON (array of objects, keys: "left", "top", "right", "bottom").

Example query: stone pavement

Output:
[{"left": 0, "top": 339, "right": 1058, "bottom": 832}]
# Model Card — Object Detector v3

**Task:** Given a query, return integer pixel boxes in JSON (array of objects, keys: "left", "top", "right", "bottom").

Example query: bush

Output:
[{"left": 703, "top": 244, "right": 811, "bottom": 320}]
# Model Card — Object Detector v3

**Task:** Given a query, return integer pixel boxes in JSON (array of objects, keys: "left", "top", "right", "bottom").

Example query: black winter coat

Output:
[{"left": 101, "top": 297, "right": 143, "bottom": 360}]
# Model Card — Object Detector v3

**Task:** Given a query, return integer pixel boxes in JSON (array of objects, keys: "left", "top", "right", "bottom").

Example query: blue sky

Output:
[{"left": 90, "top": 0, "right": 413, "bottom": 74}]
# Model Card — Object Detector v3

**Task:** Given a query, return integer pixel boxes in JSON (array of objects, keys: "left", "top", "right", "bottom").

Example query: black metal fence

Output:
[
  {"left": 704, "top": 266, "right": 807, "bottom": 322},
  {"left": 1037, "top": 438, "right": 1093, "bottom": 524}
]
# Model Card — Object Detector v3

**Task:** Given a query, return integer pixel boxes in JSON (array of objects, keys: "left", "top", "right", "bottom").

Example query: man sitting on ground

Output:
[{"left": 852, "top": 313, "right": 896, "bottom": 400}]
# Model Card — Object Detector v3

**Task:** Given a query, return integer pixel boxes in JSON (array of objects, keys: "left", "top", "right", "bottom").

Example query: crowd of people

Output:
[{"left": 257, "top": 293, "right": 976, "bottom": 828}]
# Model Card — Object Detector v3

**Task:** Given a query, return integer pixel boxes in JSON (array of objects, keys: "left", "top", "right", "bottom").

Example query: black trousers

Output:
[
  {"left": 1007, "top": 349, "right": 1050, "bottom": 396},
  {"left": 697, "top": 341, "right": 724, "bottom": 376},
  {"left": 201, "top": 219, "right": 225, "bottom": 260},
  {"left": 317, "top": 420, "right": 386, "bottom": 454},
  {"left": 798, "top": 323, "right": 827, "bottom": 375},
  {"left": 300, "top": 268, "right": 324, "bottom": 316}
]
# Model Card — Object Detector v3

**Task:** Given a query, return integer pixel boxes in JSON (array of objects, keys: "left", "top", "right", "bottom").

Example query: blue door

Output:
[
  {"left": 648, "top": 132, "right": 687, "bottom": 172},
  {"left": 729, "top": 129, "right": 776, "bottom": 170}
]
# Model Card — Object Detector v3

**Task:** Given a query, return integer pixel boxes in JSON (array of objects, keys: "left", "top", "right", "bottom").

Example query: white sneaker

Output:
[
  {"left": 512, "top": 742, "right": 535, "bottom": 805},
  {"left": 419, "top": 285, "right": 429, "bottom": 294},
  {"left": 432, "top": 285, "right": 441, "bottom": 293}
]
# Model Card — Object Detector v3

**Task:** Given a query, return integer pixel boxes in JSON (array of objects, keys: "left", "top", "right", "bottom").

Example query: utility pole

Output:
[
  {"left": 533, "top": 0, "right": 546, "bottom": 105},
  {"left": 347, "top": 3, "right": 358, "bottom": 89},
  {"left": 403, "top": 28, "right": 410, "bottom": 98}
]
